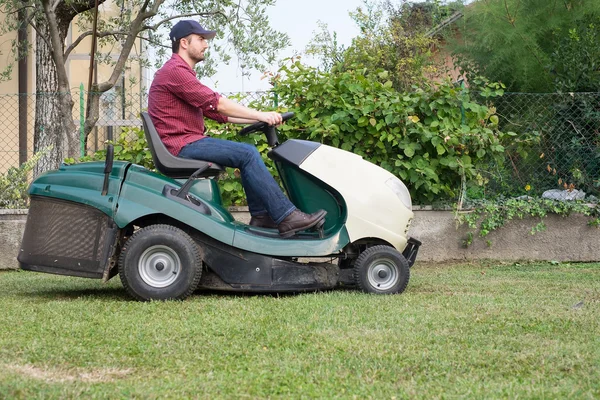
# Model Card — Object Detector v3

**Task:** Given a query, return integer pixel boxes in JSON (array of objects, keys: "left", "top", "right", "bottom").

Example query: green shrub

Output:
[
  {"left": 0, "top": 148, "right": 51, "bottom": 209},
  {"left": 71, "top": 127, "right": 154, "bottom": 170},
  {"left": 272, "top": 61, "right": 518, "bottom": 204}
]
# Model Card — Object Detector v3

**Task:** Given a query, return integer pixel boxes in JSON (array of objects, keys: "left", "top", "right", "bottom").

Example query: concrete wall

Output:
[
  {"left": 409, "top": 210, "right": 599, "bottom": 263},
  {"left": 1, "top": 208, "right": 598, "bottom": 270},
  {"left": 0, "top": 210, "right": 28, "bottom": 270}
]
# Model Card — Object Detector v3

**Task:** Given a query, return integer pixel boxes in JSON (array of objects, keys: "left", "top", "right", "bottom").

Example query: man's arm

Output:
[
  {"left": 217, "top": 96, "right": 282, "bottom": 126},
  {"left": 228, "top": 117, "right": 259, "bottom": 124}
]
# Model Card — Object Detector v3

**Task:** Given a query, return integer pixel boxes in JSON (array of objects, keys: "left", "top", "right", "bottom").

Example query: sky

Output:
[{"left": 201, "top": 0, "right": 367, "bottom": 93}]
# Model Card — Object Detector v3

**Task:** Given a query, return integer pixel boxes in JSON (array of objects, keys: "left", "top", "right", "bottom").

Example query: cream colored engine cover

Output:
[{"left": 299, "top": 144, "right": 414, "bottom": 251}]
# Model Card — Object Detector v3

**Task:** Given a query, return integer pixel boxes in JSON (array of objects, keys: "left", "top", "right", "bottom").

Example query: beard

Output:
[
  {"left": 191, "top": 49, "right": 205, "bottom": 63},
  {"left": 187, "top": 38, "right": 206, "bottom": 63}
]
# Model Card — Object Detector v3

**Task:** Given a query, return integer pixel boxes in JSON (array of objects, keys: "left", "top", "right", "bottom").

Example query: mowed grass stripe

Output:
[{"left": 0, "top": 262, "right": 598, "bottom": 399}]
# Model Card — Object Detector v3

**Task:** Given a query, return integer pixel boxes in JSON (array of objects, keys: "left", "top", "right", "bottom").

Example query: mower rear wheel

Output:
[
  {"left": 118, "top": 224, "right": 202, "bottom": 301},
  {"left": 353, "top": 245, "right": 410, "bottom": 294}
]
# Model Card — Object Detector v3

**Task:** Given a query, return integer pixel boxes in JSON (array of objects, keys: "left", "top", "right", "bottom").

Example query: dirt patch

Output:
[{"left": 5, "top": 363, "right": 133, "bottom": 383}]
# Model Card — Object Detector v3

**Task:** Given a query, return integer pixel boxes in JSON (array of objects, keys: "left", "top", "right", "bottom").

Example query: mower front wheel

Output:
[
  {"left": 118, "top": 224, "right": 202, "bottom": 301},
  {"left": 354, "top": 245, "right": 410, "bottom": 295}
]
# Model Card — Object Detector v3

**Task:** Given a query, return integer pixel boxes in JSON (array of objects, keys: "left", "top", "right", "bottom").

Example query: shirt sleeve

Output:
[{"left": 204, "top": 106, "right": 229, "bottom": 124}]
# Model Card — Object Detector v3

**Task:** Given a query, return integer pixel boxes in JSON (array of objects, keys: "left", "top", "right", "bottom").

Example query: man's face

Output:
[{"left": 184, "top": 34, "right": 209, "bottom": 62}]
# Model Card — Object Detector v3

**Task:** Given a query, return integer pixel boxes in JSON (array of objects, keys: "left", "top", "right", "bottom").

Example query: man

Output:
[{"left": 148, "top": 20, "right": 326, "bottom": 237}]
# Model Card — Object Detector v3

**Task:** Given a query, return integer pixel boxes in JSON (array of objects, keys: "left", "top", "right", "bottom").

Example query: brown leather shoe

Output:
[
  {"left": 249, "top": 214, "right": 278, "bottom": 229},
  {"left": 278, "top": 209, "right": 327, "bottom": 238}
]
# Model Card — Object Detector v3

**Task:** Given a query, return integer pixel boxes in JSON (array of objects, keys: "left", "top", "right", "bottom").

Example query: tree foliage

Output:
[
  {"left": 307, "top": 0, "right": 464, "bottom": 91},
  {"left": 0, "top": 0, "right": 288, "bottom": 174},
  {"left": 0, "top": 0, "right": 289, "bottom": 85},
  {"left": 448, "top": 0, "right": 600, "bottom": 92},
  {"left": 549, "top": 16, "right": 600, "bottom": 92}
]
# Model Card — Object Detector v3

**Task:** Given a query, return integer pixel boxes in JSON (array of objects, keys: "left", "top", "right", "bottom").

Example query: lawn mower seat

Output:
[{"left": 140, "top": 112, "right": 223, "bottom": 179}]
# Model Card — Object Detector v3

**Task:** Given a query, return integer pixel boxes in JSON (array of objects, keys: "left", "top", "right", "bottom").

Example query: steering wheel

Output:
[{"left": 239, "top": 112, "right": 295, "bottom": 136}]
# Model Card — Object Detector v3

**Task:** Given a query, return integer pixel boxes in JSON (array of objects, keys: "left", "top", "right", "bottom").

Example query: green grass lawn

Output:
[{"left": 0, "top": 262, "right": 598, "bottom": 399}]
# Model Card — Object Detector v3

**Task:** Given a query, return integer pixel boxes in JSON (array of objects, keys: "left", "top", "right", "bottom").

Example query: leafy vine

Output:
[{"left": 455, "top": 198, "right": 600, "bottom": 247}]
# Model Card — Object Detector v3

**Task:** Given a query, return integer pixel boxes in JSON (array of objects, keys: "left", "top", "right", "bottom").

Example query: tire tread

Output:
[
  {"left": 118, "top": 224, "right": 202, "bottom": 301},
  {"left": 353, "top": 245, "right": 410, "bottom": 295}
]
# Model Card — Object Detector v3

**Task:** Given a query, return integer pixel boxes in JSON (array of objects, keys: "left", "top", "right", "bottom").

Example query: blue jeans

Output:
[{"left": 178, "top": 137, "right": 295, "bottom": 224}]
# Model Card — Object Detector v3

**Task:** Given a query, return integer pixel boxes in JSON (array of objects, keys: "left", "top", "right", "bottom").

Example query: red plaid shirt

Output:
[{"left": 148, "top": 54, "right": 228, "bottom": 156}]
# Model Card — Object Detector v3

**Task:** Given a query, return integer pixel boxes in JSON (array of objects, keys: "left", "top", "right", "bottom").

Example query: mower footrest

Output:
[{"left": 402, "top": 237, "right": 422, "bottom": 267}]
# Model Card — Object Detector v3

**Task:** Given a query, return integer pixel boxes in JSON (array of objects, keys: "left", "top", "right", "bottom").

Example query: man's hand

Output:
[{"left": 257, "top": 111, "right": 283, "bottom": 126}]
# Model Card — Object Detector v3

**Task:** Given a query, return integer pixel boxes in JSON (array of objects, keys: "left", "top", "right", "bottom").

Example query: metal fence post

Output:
[{"left": 80, "top": 83, "right": 85, "bottom": 157}]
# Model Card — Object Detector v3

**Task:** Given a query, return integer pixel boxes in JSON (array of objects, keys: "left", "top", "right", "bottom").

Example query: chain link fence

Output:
[
  {"left": 0, "top": 94, "right": 34, "bottom": 171},
  {"left": 1, "top": 90, "right": 598, "bottom": 200},
  {"left": 482, "top": 92, "right": 600, "bottom": 201}
]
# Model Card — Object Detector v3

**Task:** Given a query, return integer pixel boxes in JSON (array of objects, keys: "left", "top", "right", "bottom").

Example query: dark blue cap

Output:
[{"left": 170, "top": 20, "right": 217, "bottom": 42}]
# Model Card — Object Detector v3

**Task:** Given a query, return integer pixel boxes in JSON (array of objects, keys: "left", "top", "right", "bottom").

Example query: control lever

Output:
[
  {"left": 175, "top": 163, "right": 211, "bottom": 199},
  {"left": 101, "top": 144, "right": 114, "bottom": 196}
]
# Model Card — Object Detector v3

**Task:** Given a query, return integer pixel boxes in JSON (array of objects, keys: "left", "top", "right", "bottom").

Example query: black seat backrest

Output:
[{"left": 140, "top": 112, "right": 223, "bottom": 179}]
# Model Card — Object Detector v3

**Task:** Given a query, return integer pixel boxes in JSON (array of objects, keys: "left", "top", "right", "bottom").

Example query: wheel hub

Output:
[
  {"left": 138, "top": 245, "right": 181, "bottom": 288},
  {"left": 367, "top": 258, "right": 399, "bottom": 290}
]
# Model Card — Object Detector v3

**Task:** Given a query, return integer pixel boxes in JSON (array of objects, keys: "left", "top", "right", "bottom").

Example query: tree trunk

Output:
[
  {"left": 84, "top": 91, "right": 101, "bottom": 150},
  {"left": 33, "top": 23, "right": 79, "bottom": 177}
]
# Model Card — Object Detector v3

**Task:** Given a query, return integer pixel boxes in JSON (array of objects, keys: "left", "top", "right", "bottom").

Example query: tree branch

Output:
[
  {"left": 64, "top": 29, "right": 129, "bottom": 59},
  {"left": 51, "top": 0, "right": 61, "bottom": 13},
  {"left": 235, "top": 0, "right": 242, "bottom": 23},
  {"left": 57, "top": 0, "right": 107, "bottom": 20},
  {"left": 28, "top": 20, "right": 52, "bottom": 52},
  {"left": 141, "top": 11, "right": 228, "bottom": 32},
  {"left": 95, "top": 7, "right": 151, "bottom": 92},
  {"left": 503, "top": 0, "right": 515, "bottom": 26},
  {"left": 6, "top": 4, "right": 37, "bottom": 16}
]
